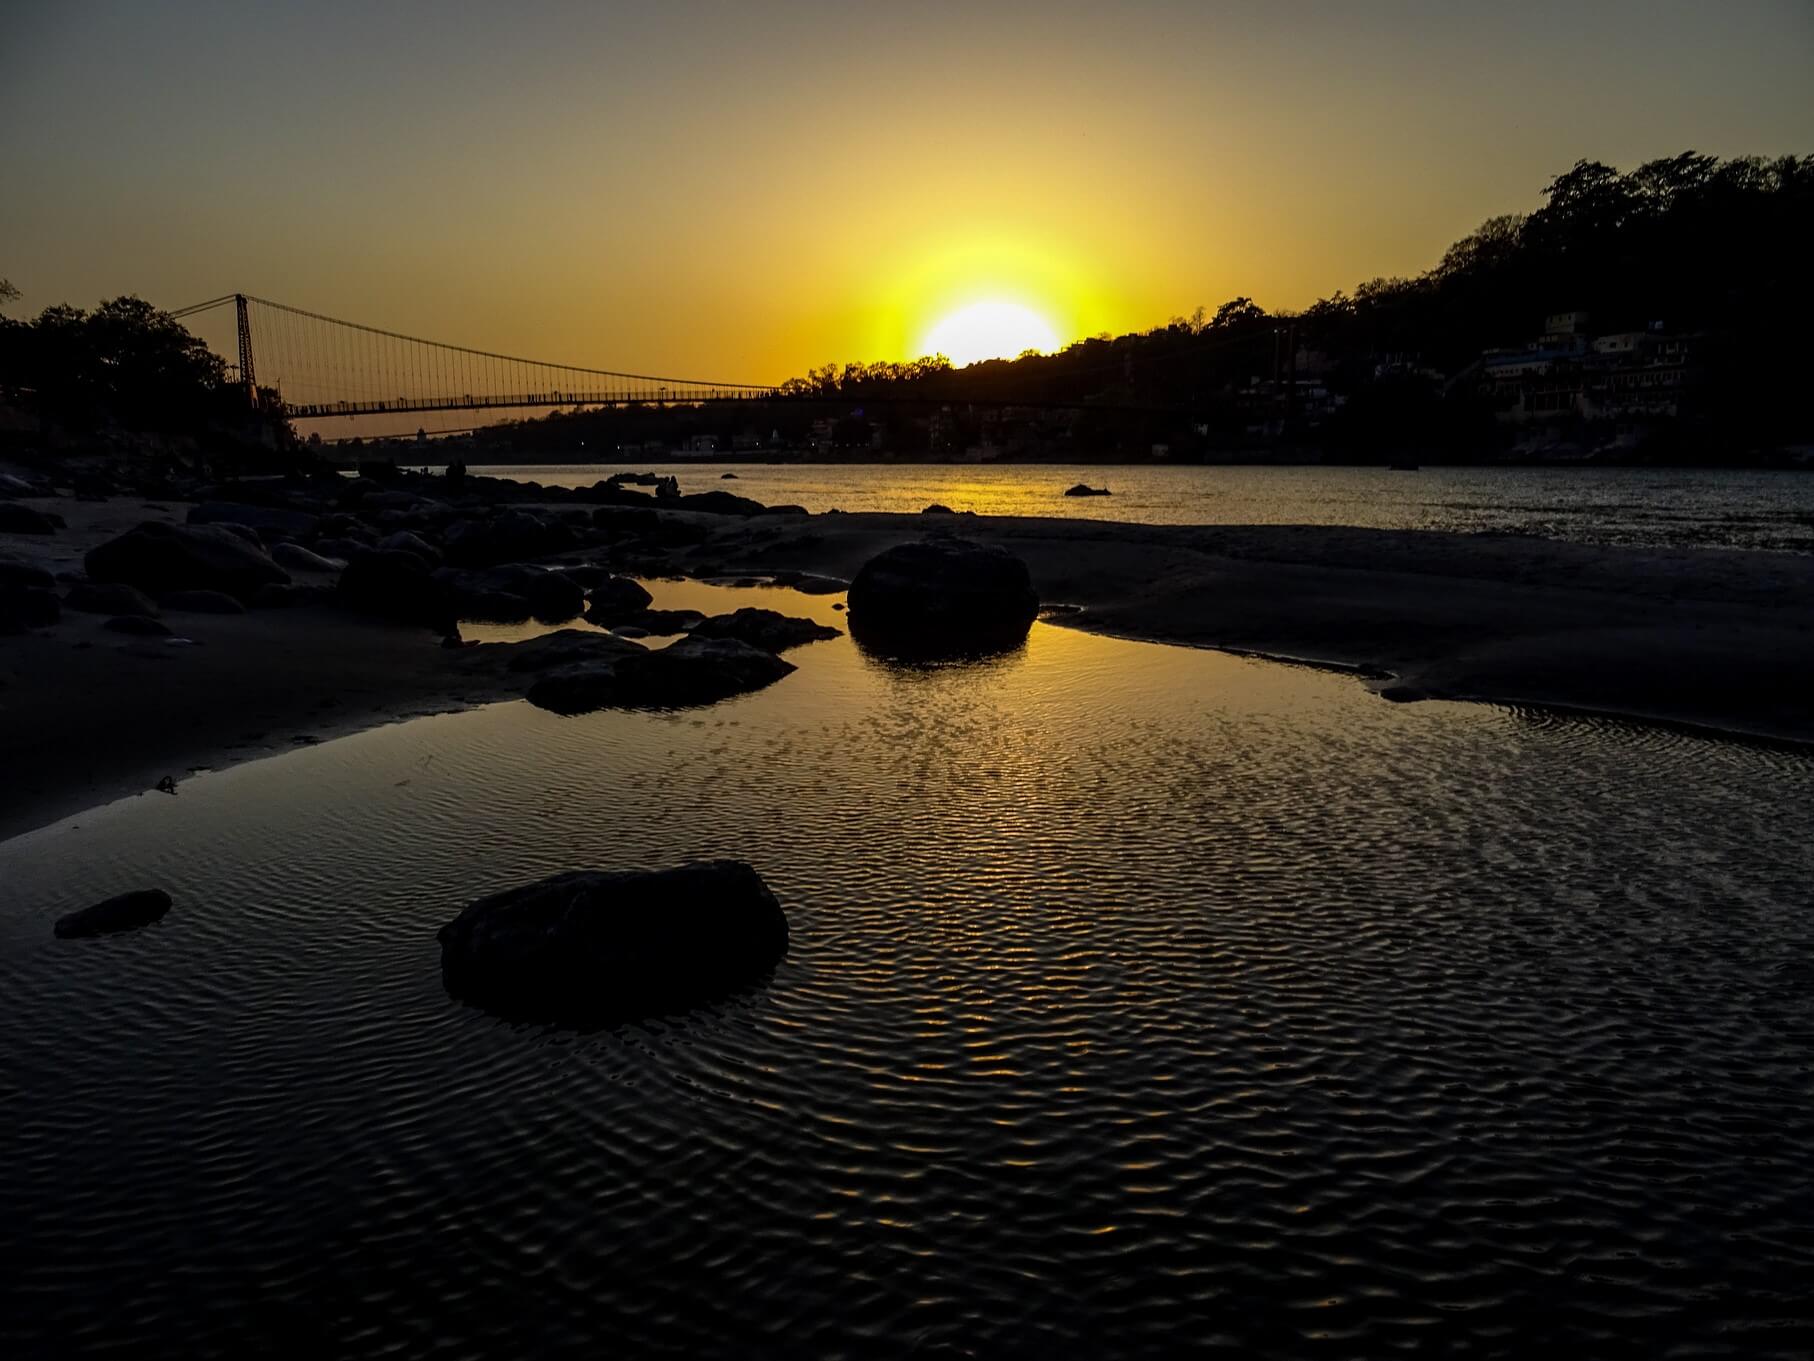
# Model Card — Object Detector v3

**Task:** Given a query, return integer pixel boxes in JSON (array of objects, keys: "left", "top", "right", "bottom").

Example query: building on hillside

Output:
[{"left": 1472, "top": 315, "right": 1698, "bottom": 423}]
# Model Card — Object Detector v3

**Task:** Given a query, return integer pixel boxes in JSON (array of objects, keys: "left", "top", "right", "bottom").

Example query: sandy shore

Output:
[{"left": 5, "top": 491, "right": 1812, "bottom": 841}]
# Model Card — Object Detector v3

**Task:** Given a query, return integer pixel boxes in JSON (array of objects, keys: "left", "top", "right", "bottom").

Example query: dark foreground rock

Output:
[
  {"left": 437, "top": 565, "right": 585, "bottom": 623},
  {"left": 103, "top": 614, "right": 173, "bottom": 636},
  {"left": 336, "top": 549, "right": 451, "bottom": 628},
  {"left": 0, "top": 503, "right": 64, "bottom": 534},
  {"left": 86, "top": 522, "right": 291, "bottom": 603},
  {"left": 270, "top": 542, "right": 346, "bottom": 574},
  {"left": 527, "top": 635, "right": 794, "bottom": 713},
  {"left": 54, "top": 889, "right": 173, "bottom": 939},
  {"left": 66, "top": 582, "right": 160, "bottom": 617},
  {"left": 692, "top": 607, "right": 841, "bottom": 651},
  {"left": 0, "top": 586, "right": 59, "bottom": 633},
  {"left": 847, "top": 537, "right": 1039, "bottom": 657},
  {"left": 437, "top": 860, "right": 788, "bottom": 1024},
  {"left": 161, "top": 589, "right": 246, "bottom": 614}
]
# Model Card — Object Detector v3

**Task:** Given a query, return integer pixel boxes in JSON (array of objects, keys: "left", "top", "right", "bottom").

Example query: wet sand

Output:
[{"left": 4, "top": 495, "right": 1812, "bottom": 841}]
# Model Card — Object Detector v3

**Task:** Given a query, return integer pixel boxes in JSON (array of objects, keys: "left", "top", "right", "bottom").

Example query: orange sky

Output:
[{"left": 3, "top": 1, "right": 1810, "bottom": 383}]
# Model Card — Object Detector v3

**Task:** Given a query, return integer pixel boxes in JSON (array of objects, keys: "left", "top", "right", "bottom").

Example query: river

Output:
[
  {"left": 2, "top": 579, "right": 1809, "bottom": 1358},
  {"left": 460, "top": 462, "right": 1814, "bottom": 552}
]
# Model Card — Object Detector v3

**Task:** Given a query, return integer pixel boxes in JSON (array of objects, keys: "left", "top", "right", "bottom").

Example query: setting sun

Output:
[{"left": 920, "top": 301, "right": 1061, "bottom": 367}]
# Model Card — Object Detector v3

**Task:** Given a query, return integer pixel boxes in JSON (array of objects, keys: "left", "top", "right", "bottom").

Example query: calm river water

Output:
[
  {"left": 468, "top": 462, "right": 1814, "bottom": 552},
  {"left": 2, "top": 579, "right": 1810, "bottom": 1358}
]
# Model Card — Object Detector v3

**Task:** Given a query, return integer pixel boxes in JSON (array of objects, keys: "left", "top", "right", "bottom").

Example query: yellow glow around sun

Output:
[{"left": 921, "top": 301, "right": 1061, "bottom": 367}]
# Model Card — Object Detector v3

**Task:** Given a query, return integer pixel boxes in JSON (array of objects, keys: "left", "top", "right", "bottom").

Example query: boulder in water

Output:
[
  {"left": 527, "top": 635, "right": 793, "bottom": 713},
  {"left": 497, "top": 628, "right": 647, "bottom": 673},
  {"left": 437, "top": 861, "right": 788, "bottom": 1024},
  {"left": 847, "top": 537, "right": 1038, "bottom": 657},
  {"left": 692, "top": 607, "right": 840, "bottom": 652},
  {"left": 54, "top": 889, "right": 172, "bottom": 939},
  {"left": 583, "top": 575, "right": 654, "bottom": 624},
  {"left": 1063, "top": 483, "right": 1111, "bottom": 497},
  {"left": 86, "top": 521, "right": 290, "bottom": 602}
]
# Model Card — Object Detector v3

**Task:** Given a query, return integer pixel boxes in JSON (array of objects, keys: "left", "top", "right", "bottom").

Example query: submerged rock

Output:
[
  {"left": 54, "top": 889, "right": 172, "bottom": 939},
  {"left": 86, "top": 521, "right": 290, "bottom": 603},
  {"left": 437, "top": 861, "right": 788, "bottom": 1025},
  {"left": 692, "top": 607, "right": 840, "bottom": 652},
  {"left": 847, "top": 537, "right": 1038, "bottom": 657}
]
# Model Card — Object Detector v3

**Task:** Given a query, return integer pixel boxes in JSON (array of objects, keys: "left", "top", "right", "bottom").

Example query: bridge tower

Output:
[{"left": 234, "top": 294, "right": 257, "bottom": 404}]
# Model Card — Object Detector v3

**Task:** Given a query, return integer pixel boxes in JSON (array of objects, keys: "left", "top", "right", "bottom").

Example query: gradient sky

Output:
[{"left": 4, "top": 0, "right": 1810, "bottom": 382}]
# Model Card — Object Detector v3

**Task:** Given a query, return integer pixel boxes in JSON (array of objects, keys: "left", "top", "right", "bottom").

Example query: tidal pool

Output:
[{"left": 3, "top": 582, "right": 1810, "bottom": 1358}]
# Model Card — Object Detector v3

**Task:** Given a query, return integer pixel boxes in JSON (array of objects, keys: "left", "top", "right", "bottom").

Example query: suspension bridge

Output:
[
  {"left": 169, "top": 293, "right": 1286, "bottom": 431},
  {"left": 170, "top": 294, "right": 785, "bottom": 422}
]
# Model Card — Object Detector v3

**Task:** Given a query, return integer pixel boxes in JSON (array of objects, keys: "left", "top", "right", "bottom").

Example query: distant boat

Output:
[{"left": 1064, "top": 483, "right": 1112, "bottom": 497}]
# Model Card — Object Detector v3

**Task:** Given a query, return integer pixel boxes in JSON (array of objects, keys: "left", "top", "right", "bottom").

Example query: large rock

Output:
[
  {"left": 378, "top": 530, "right": 442, "bottom": 565},
  {"left": 54, "top": 889, "right": 172, "bottom": 939},
  {"left": 528, "top": 635, "right": 794, "bottom": 713},
  {"left": 437, "top": 861, "right": 788, "bottom": 1024},
  {"left": 674, "top": 490, "right": 766, "bottom": 516},
  {"left": 270, "top": 542, "right": 346, "bottom": 573},
  {"left": 188, "top": 502, "right": 320, "bottom": 539},
  {"left": 692, "top": 607, "right": 840, "bottom": 652},
  {"left": 847, "top": 537, "right": 1038, "bottom": 657},
  {"left": 443, "top": 510, "right": 568, "bottom": 567},
  {"left": 583, "top": 575, "right": 654, "bottom": 624},
  {"left": 336, "top": 549, "right": 451, "bottom": 627},
  {"left": 65, "top": 582, "right": 159, "bottom": 617},
  {"left": 86, "top": 521, "right": 290, "bottom": 602}
]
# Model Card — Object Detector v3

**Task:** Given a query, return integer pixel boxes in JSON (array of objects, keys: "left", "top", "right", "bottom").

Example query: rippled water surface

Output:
[
  {"left": 468, "top": 462, "right": 1814, "bottom": 551},
  {"left": 3, "top": 582, "right": 1812, "bottom": 1359}
]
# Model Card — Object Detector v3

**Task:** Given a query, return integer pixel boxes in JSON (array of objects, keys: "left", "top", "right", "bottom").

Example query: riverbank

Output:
[{"left": 4, "top": 488, "right": 1811, "bottom": 841}]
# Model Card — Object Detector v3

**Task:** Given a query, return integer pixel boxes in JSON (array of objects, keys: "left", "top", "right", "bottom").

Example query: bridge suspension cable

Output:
[{"left": 174, "top": 292, "right": 781, "bottom": 420}]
